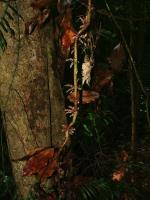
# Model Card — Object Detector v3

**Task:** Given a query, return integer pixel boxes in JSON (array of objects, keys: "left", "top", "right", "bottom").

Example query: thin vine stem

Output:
[{"left": 60, "top": 0, "right": 92, "bottom": 150}]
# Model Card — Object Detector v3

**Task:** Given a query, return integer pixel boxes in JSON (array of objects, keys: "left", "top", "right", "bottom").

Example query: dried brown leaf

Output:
[
  {"left": 40, "top": 152, "right": 59, "bottom": 181},
  {"left": 23, "top": 148, "right": 54, "bottom": 176}
]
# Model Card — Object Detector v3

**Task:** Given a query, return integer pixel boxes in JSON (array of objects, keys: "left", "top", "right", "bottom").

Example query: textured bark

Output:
[{"left": 0, "top": 0, "right": 65, "bottom": 198}]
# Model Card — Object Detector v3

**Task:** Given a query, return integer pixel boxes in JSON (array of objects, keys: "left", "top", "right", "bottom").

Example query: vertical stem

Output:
[
  {"left": 128, "top": 9, "right": 137, "bottom": 155},
  {"left": 61, "top": 0, "right": 92, "bottom": 149},
  {"left": 129, "top": 59, "right": 136, "bottom": 155},
  {"left": 74, "top": 39, "right": 78, "bottom": 109}
]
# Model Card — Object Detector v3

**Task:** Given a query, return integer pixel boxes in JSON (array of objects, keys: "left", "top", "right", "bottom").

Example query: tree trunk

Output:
[{"left": 0, "top": 1, "right": 66, "bottom": 198}]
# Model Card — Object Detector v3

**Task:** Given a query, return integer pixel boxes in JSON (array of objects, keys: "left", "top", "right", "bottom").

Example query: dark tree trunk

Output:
[{"left": 0, "top": 1, "right": 66, "bottom": 198}]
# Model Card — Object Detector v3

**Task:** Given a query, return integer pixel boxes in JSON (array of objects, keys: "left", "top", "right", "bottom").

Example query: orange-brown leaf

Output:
[
  {"left": 112, "top": 166, "right": 126, "bottom": 182},
  {"left": 23, "top": 148, "right": 54, "bottom": 176},
  {"left": 40, "top": 152, "right": 59, "bottom": 181},
  {"left": 61, "top": 29, "right": 76, "bottom": 50},
  {"left": 60, "top": 7, "right": 76, "bottom": 55}
]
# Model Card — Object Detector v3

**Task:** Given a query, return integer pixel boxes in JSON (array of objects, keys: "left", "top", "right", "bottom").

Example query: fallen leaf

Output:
[
  {"left": 40, "top": 151, "right": 59, "bottom": 181},
  {"left": 23, "top": 148, "right": 54, "bottom": 176}
]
